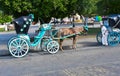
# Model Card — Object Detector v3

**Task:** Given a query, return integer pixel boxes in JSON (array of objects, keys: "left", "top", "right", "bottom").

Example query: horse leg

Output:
[
  {"left": 57, "top": 30, "right": 63, "bottom": 51},
  {"left": 72, "top": 36, "right": 77, "bottom": 49},
  {"left": 59, "top": 39, "right": 64, "bottom": 51}
]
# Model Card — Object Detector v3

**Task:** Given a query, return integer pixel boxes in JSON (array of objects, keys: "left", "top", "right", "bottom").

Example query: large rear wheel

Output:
[
  {"left": 8, "top": 38, "right": 29, "bottom": 58},
  {"left": 107, "top": 32, "right": 120, "bottom": 46}
]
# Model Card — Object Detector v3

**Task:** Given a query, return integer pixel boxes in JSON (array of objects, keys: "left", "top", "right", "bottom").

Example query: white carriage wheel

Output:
[
  {"left": 9, "top": 38, "right": 29, "bottom": 58},
  {"left": 47, "top": 41, "right": 59, "bottom": 54}
]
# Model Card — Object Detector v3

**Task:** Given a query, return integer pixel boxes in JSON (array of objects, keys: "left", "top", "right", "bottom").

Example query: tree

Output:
[
  {"left": 0, "top": 0, "right": 119, "bottom": 22},
  {"left": 76, "top": 0, "right": 99, "bottom": 16},
  {"left": 107, "top": 0, "right": 120, "bottom": 14},
  {"left": 0, "top": 12, "right": 12, "bottom": 24},
  {"left": 0, "top": 0, "right": 33, "bottom": 17},
  {"left": 32, "top": 0, "right": 70, "bottom": 22},
  {"left": 97, "top": 0, "right": 120, "bottom": 15},
  {"left": 0, "top": 0, "right": 70, "bottom": 22}
]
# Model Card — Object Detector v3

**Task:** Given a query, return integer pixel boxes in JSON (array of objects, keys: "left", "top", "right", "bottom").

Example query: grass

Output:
[
  {"left": 76, "top": 28, "right": 100, "bottom": 39},
  {"left": 0, "top": 28, "right": 5, "bottom": 32},
  {"left": 0, "top": 28, "right": 14, "bottom": 32},
  {"left": 0, "top": 27, "right": 101, "bottom": 35},
  {"left": 87, "top": 28, "right": 101, "bottom": 35}
]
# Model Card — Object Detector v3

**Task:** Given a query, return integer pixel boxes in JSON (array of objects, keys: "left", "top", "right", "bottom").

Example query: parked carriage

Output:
[
  {"left": 96, "top": 15, "right": 120, "bottom": 46},
  {"left": 8, "top": 14, "right": 59, "bottom": 58}
]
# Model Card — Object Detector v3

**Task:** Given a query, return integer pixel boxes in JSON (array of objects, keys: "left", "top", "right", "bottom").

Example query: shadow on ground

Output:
[{"left": 77, "top": 41, "right": 101, "bottom": 47}]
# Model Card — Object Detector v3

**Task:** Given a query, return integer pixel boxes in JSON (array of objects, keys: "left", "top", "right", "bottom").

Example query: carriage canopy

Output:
[
  {"left": 13, "top": 14, "right": 34, "bottom": 34},
  {"left": 108, "top": 14, "right": 120, "bottom": 28}
]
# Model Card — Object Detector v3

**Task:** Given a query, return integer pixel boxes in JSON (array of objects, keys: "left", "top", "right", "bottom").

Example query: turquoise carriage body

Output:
[
  {"left": 96, "top": 15, "right": 120, "bottom": 46},
  {"left": 8, "top": 14, "right": 59, "bottom": 58}
]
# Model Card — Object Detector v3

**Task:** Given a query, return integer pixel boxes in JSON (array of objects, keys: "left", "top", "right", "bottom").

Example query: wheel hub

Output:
[{"left": 17, "top": 46, "right": 22, "bottom": 51}]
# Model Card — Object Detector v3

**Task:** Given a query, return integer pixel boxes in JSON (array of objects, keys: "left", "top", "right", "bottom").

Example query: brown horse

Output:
[{"left": 57, "top": 26, "right": 88, "bottom": 51}]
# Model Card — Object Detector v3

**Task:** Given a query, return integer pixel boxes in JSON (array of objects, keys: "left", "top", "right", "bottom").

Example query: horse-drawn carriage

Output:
[
  {"left": 8, "top": 14, "right": 60, "bottom": 58},
  {"left": 96, "top": 15, "right": 120, "bottom": 46}
]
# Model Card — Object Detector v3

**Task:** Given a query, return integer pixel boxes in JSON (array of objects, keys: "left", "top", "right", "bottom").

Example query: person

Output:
[
  {"left": 100, "top": 18, "right": 109, "bottom": 46},
  {"left": 84, "top": 17, "right": 88, "bottom": 26},
  {"left": 75, "top": 13, "right": 81, "bottom": 20}
]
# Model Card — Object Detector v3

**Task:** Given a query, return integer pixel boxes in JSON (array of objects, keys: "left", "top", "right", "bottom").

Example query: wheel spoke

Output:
[
  {"left": 14, "top": 40, "right": 19, "bottom": 46},
  {"left": 17, "top": 50, "right": 20, "bottom": 57},
  {"left": 53, "top": 48, "right": 56, "bottom": 52},
  {"left": 21, "top": 40, "right": 26, "bottom": 46},
  {"left": 11, "top": 42, "right": 17, "bottom": 47},
  {"left": 11, "top": 46, "right": 17, "bottom": 50},
  {"left": 18, "top": 38, "right": 22, "bottom": 45},
  {"left": 12, "top": 49, "right": 17, "bottom": 54},
  {"left": 22, "top": 44, "right": 27, "bottom": 47},
  {"left": 19, "top": 50, "right": 23, "bottom": 56},
  {"left": 21, "top": 49, "right": 26, "bottom": 53}
]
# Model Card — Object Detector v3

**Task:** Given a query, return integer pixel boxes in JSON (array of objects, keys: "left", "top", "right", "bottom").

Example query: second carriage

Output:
[{"left": 96, "top": 15, "right": 120, "bottom": 46}]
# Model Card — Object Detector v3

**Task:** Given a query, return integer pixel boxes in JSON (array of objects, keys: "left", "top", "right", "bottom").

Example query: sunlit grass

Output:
[
  {"left": 88, "top": 28, "right": 100, "bottom": 35},
  {"left": 0, "top": 28, "right": 5, "bottom": 32}
]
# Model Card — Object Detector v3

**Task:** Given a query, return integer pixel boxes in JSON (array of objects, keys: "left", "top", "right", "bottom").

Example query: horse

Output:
[{"left": 57, "top": 26, "right": 88, "bottom": 51}]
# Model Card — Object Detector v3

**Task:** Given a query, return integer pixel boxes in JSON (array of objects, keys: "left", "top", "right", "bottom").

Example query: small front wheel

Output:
[{"left": 47, "top": 41, "right": 59, "bottom": 54}]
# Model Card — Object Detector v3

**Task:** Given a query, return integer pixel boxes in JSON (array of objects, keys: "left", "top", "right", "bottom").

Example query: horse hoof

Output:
[
  {"left": 60, "top": 48, "right": 64, "bottom": 51},
  {"left": 72, "top": 46, "right": 76, "bottom": 49}
]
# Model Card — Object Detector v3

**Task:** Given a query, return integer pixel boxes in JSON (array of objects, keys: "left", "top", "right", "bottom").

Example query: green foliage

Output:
[
  {"left": 0, "top": 0, "right": 32, "bottom": 14},
  {"left": 0, "top": 0, "right": 119, "bottom": 22},
  {"left": 107, "top": 0, "right": 120, "bottom": 14},
  {"left": 88, "top": 28, "right": 100, "bottom": 35},
  {"left": 97, "top": 0, "right": 120, "bottom": 15},
  {"left": 0, "top": 28, "right": 5, "bottom": 32},
  {"left": 77, "top": 0, "right": 100, "bottom": 16},
  {"left": 0, "top": 12, "right": 12, "bottom": 24}
]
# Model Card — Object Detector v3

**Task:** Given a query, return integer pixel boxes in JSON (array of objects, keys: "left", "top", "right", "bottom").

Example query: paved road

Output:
[
  {"left": 1, "top": 24, "right": 120, "bottom": 76},
  {"left": 0, "top": 37, "right": 120, "bottom": 76}
]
